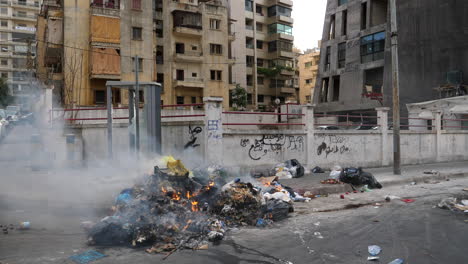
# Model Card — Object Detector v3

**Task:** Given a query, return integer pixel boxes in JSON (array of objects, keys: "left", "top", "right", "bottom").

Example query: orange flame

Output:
[
  {"left": 161, "top": 187, "right": 167, "bottom": 193},
  {"left": 209, "top": 181, "right": 215, "bottom": 187},
  {"left": 186, "top": 191, "right": 192, "bottom": 199},
  {"left": 172, "top": 192, "right": 181, "bottom": 201},
  {"left": 191, "top": 201, "right": 199, "bottom": 212}
]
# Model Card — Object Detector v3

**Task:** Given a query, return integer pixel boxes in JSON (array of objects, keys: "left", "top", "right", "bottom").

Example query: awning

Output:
[{"left": 449, "top": 105, "right": 468, "bottom": 114}]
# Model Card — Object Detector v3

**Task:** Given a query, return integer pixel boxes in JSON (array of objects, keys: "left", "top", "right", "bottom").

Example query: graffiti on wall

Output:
[
  {"left": 184, "top": 125, "right": 202, "bottom": 149},
  {"left": 316, "top": 134, "right": 351, "bottom": 158},
  {"left": 240, "top": 134, "right": 304, "bottom": 161}
]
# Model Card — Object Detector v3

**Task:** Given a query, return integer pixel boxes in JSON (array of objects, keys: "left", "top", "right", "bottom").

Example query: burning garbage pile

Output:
[{"left": 86, "top": 157, "right": 295, "bottom": 254}]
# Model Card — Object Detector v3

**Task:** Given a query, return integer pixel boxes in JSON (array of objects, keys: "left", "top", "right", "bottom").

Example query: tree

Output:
[
  {"left": 0, "top": 78, "right": 12, "bottom": 107},
  {"left": 231, "top": 84, "right": 247, "bottom": 110},
  {"left": 257, "top": 65, "right": 294, "bottom": 106}
]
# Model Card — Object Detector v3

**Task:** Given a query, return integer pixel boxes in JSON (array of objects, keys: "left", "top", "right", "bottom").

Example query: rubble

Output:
[
  {"left": 86, "top": 157, "right": 295, "bottom": 255},
  {"left": 438, "top": 197, "right": 468, "bottom": 212}
]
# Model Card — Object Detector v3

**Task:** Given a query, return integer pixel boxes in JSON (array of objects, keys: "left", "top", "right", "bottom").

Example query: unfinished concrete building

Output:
[
  {"left": 153, "top": 0, "right": 231, "bottom": 109},
  {"left": 298, "top": 49, "right": 320, "bottom": 104},
  {"left": 313, "top": 0, "right": 468, "bottom": 117},
  {"left": 228, "top": 0, "right": 295, "bottom": 109},
  {"left": 37, "top": 0, "right": 154, "bottom": 106}
]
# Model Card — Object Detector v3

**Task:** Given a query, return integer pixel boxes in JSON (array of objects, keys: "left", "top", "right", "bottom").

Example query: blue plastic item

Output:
[
  {"left": 388, "top": 259, "right": 404, "bottom": 264},
  {"left": 69, "top": 250, "right": 106, "bottom": 264},
  {"left": 115, "top": 189, "right": 133, "bottom": 204},
  {"left": 256, "top": 218, "right": 266, "bottom": 227},
  {"left": 368, "top": 245, "right": 381, "bottom": 256}
]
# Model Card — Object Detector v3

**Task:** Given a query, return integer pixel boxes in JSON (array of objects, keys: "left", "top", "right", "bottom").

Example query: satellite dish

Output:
[{"left": 274, "top": 98, "right": 280, "bottom": 105}]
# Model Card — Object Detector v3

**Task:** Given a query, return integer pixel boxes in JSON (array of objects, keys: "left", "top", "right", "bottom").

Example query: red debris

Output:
[{"left": 401, "top": 199, "right": 415, "bottom": 203}]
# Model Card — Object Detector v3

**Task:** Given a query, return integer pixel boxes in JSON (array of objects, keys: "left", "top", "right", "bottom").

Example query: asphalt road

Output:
[{"left": 1, "top": 172, "right": 468, "bottom": 264}]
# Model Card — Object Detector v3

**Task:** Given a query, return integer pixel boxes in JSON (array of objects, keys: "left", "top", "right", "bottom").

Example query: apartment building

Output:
[
  {"left": 36, "top": 0, "right": 154, "bottom": 106},
  {"left": 229, "top": 0, "right": 295, "bottom": 109},
  {"left": 0, "top": 0, "right": 40, "bottom": 101},
  {"left": 314, "top": 0, "right": 468, "bottom": 116},
  {"left": 298, "top": 49, "right": 319, "bottom": 104},
  {"left": 153, "top": 0, "right": 231, "bottom": 109}
]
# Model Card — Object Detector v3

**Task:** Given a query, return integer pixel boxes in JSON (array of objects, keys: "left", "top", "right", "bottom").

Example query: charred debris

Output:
[{"left": 87, "top": 157, "right": 295, "bottom": 255}]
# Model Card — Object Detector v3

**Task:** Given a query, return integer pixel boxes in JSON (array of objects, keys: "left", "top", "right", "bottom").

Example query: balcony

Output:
[
  {"left": 90, "top": 1, "right": 120, "bottom": 17},
  {"left": 280, "top": 69, "right": 294, "bottom": 76},
  {"left": 173, "top": 26, "right": 202, "bottom": 37},
  {"left": 280, "top": 87, "right": 295, "bottom": 94},
  {"left": 173, "top": 50, "right": 203, "bottom": 62},
  {"left": 273, "top": 0, "right": 293, "bottom": 7},
  {"left": 277, "top": 15, "right": 293, "bottom": 24},
  {"left": 11, "top": 12, "right": 37, "bottom": 21},
  {"left": 278, "top": 50, "right": 294, "bottom": 58},
  {"left": 11, "top": 1, "right": 40, "bottom": 10},
  {"left": 173, "top": 77, "right": 204, "bottom": 88}
]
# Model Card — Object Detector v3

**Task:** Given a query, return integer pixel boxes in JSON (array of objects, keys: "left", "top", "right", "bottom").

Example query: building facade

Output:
[
  {"left": 229, "top": 0, "right": 295, "bottom": 109},
  {"left": 154, "top": 0, "right": 231, "bottom": 109},
  {"left": 313, "top": 0, "right": 468, "bottom": 116},
  {"left": 0, "top": 0, "right": 40, "bottom": 101},
  {"left": 37, "top": 0, "right": 154, "bottom": 106},
  {"left": 298, "top": 49, "right": 319, "bottom": 104}
]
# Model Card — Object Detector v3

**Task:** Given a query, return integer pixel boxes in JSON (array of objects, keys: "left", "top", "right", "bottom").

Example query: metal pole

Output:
[
  {"left": 106, "top": 85, "right": 113, "bottom": 158},
  {"left": 134, "top": 55, "right": 140, "bottom": 154},
  {"left": 390, "top": 0, "right": 401, "bottom": 175}
]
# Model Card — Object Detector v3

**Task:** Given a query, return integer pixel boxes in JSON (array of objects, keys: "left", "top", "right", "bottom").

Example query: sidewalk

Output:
[{"left": 279, "top": 161, "right": 468, "bottom": 195}]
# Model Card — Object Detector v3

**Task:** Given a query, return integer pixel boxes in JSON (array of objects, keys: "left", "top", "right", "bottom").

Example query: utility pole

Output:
[
  {"left": 390, "top": 0, "right": 401, "bottom": 175},
  {"left": 134, "top": 55, "right": 140, "bottom": 154},
  {"left": 26, "top": 38, "right": 33, "bottom": 96}
]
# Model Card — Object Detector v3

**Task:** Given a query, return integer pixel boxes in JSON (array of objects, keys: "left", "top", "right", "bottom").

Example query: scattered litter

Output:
[
  {"left": 367, "top": 256, "right": 380, "bottom": 261},
  {"left": 321, "top": 179, "right": 343, "bottom": 185},
  {"left": 339, "top": 168, "right": 382, "bottom": 189},
  {"left": 329, "top": 165, "right": 342, "bottom": 180},
  {"left": 375, "top": 203, "right": 382, "bottom": 206},
  {"left": 461, "top": 200, "right": 468, "bottom": 206},
  {"left": 463, "top": 188, "right": 468, "bottom": 192},
  {"left": 388, "top": 259, "right": 404, "bottom": 264},
  {"left": 385, "top": 195, "right": 401, "bottom": 202},
  {"left": 368, "top": 245, "right": 381, "bottom": 256},
  {"left": 313, "top": 222, "right": 320, "bottom": 226},
  {"left": 410, "top": 182, "right": 417, "bottom": 185},
  {"left": 438, "top": 197, "right": 468, "bottom": 212},
  {"left": 423, "top": 170, "right": 439, "bottom": 175},
  {"left": 69, "top": 250, "right": 106, "bottom": 264},
  {"left": 340, "top": 194, "right": 345, "bottom": 199},
  {"left": 401, "top": 199, "right": 415, "bottom": 203},
  {"left": 312, "top": 166, "right": 325, "bottom": 173},
  {"left": 274, "top": 159, "right": 305, "bottom": 179},
  {"left": 313, "top": 232, "right": 323, "bottom": 239},
  {"left": 361, "top": 185, "right": 372, "bottom": 192}
]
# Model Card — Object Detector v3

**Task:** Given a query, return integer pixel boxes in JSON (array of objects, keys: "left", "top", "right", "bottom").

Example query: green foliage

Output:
[
  {"left": 0, "top": 78, "right": 12, "bottom": 108},
  {"left": 231, "top": 84, "right": 247, "bottom": 110},
  {"left": 257, "top": 65, "right": 294, "bottom": 78}
]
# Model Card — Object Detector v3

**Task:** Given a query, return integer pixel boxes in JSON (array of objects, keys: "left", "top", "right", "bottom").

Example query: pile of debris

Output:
[
  {"left": 86, "top": 157, "right": 295, "bottom": 254},
  {"left": 438, "top": 197, "right": 468, "bottom": 213}
]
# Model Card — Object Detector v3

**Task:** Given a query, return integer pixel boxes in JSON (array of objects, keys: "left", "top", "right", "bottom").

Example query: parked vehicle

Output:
[
  {"left": 317, "top": 125, "right": 340, "bottom": 130},
  {"left": 5, "top": 105, "right": 20, "bottom": 123}
]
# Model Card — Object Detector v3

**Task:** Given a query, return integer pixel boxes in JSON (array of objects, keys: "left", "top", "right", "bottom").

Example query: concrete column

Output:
[
  {"left": 376, "top": 107, "right": 390, "bottom": 166},
  {"left": 434, "top": 110, "right": 443, "bottom": 162},
  {"left": 304, "top": 105, "right": 315, "bottom": 168},
  {"left": 204, "top": 97, "right": 224, "bottom": 165}
]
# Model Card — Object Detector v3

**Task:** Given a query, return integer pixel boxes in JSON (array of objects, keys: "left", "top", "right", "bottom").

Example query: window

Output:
[
  {"left": 0, "top": 20, "right": 6, "bottom": 27},
  {"left": 257, "top": 58, "right": 264, "bottom": 67},
  {"left": 256, "top": 5, "right": 263, "bottom": 15},
  {"left": 361, "top": 2, "right": 367, "bottom": 30},
  {"left": 247, "top": 94, "right": 252, "bottom": 104},
  {"left": 328, "top": 14, "right": 335, "bottom": 40},
  {"left": 191, "top": 45, "right": 197, "bottom": 50},
  {"left": 338, "top": 0, "right": 348, "bottom": 6},
  {"left": 95, "top": 90, "right": 106, "bottom": 104},
  {"left": 256, "top": 22, "right": 263, "bottom": 32},
  {"left": 1, "top": 59, "right": 7, "bottom": 65},
  {"left": 325, "top": 46, "right": 331, "bottom": 71},
  {"left": 320, "top": 78, "right": 329, "bottom": 103},
  {"left": 270, "top": 59, "right": 293, "bottom": 68},
  {"left": 371, "top": 0, "right": 388, "bottom": 26},
  {"left": 0, "top": 72, "right": 6, "bottom": 78},
  {"left": 256, "top": 40, "right": 263, "bottom": 49},
  {"left": 17, "top": 11, "right": 26, "bottom": 17},
  {"left": 0, "top": 8, "right": 6, "bottom": 15},
  {"left": 175, "top": 42, "right": 185, "bottom": 54},
  {"left": 268, "top": 23, "right": 292, "bottom": 35},
  {"left": 246, "top": 38, "right": 254, "bottom": 49},
  {"left": 364, "top": 67, "right": 384, "bottom": 94},
  {"left": 132, "top": 57, "right": 143, "bottom": 71},
  {"left": 257, "top": 76, "right": 264, "bottom": 85},
  {"left": 338, "top": 42, "right": 346, "bottom": 68},
  {"left": 361, "top": 31, "right": 385, "bottom": 63},
  {"left": 156, "top": 73, "right": 164, "bottom": 88},
  {"left": 246, "top": 56, "right": 254, "bottom": 67},
  {"left": 156, "top": 45, "right": 163, "bottom": 64},
  {"left": 305, "top": 79, "right": 312, "bottom": 84},
  {"left": 176, "top": 69, "right": 184, "bottom": 81},
  {"left": 132, "top": 27, "right": 142, "bottom": 40},
  {"left": 173, "top": 10, "right": 202, "bottom": 29},
  {"left": 342, "top": 10, "right": 347, "bottom": 36},
  {"left": 210, "top": 70, "right": 222, "bottom": 81},
  {"left": 0, "top": 32, "right": 7, "bottom": 40},
  {"left": 245, "top": 0, "right": 253, "bottom": 12},
  {"left": 138, "top": 90, "right": 144, "bottom": 103},
  {"left": 268, "top": 40, "right": 292, "bottom": 52},
  {"left": 191, "top": 72, "right": 197, "bottom": 77},
  {"left": 267, "top": 5, "right": 292, "bottom": 17},
  {"left": 245, "top": 19, "right": 253, "bottom": 30},
  {"left": 132, "top": 0, "right": 141, "bottom": 10},
  {"left": 210, "top": 19, "right": 220, "bottom": 30},
  {"left": 305, "top": 61, "right": 312, "bottom": 68},
  {"left": 258, "top": 95, "right": 264, "bottom": 103},
  {"left": 1, "top": 45, "right": 7, "bottom": 52},
  {"left": 155, "top": 20, "right": 163, "bottom": 37},
  {"left": 246, "top": 75, "right": 253, "bottom": 86},
  {"left": 332, "top": 76, "right": 340, "bottom": 101},
  {"left": 176, "top": 96, "right": 184, "bottom": 105},
  {"left": 191, "top": 97, "right": 196, "bottom": 104},
  {"left": 210, "top": 44, "right": 222, "bottom": 55}
]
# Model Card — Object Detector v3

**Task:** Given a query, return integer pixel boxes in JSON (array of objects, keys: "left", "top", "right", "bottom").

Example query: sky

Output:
[{"left": 292, "top": 0, "right": 328, "bottom": 52}]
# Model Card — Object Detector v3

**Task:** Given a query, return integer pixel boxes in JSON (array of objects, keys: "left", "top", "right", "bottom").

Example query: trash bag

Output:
[
  {"left": 312, "top": 166, "right": 325, "bottom": 173},
  {"left": 339, "top": 167, "right": 382, "bottom": 189},
  {"left": 264, "top": 199, "right": 293, "bottom": 221},
  {"left": 285, "top": 159, "right": 305, "bottom": 178}
]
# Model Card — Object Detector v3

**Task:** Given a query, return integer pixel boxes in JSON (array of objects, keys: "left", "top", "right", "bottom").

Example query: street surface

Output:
[{"left": 1, "top": 124, "right": 468, "bottom": 264}]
